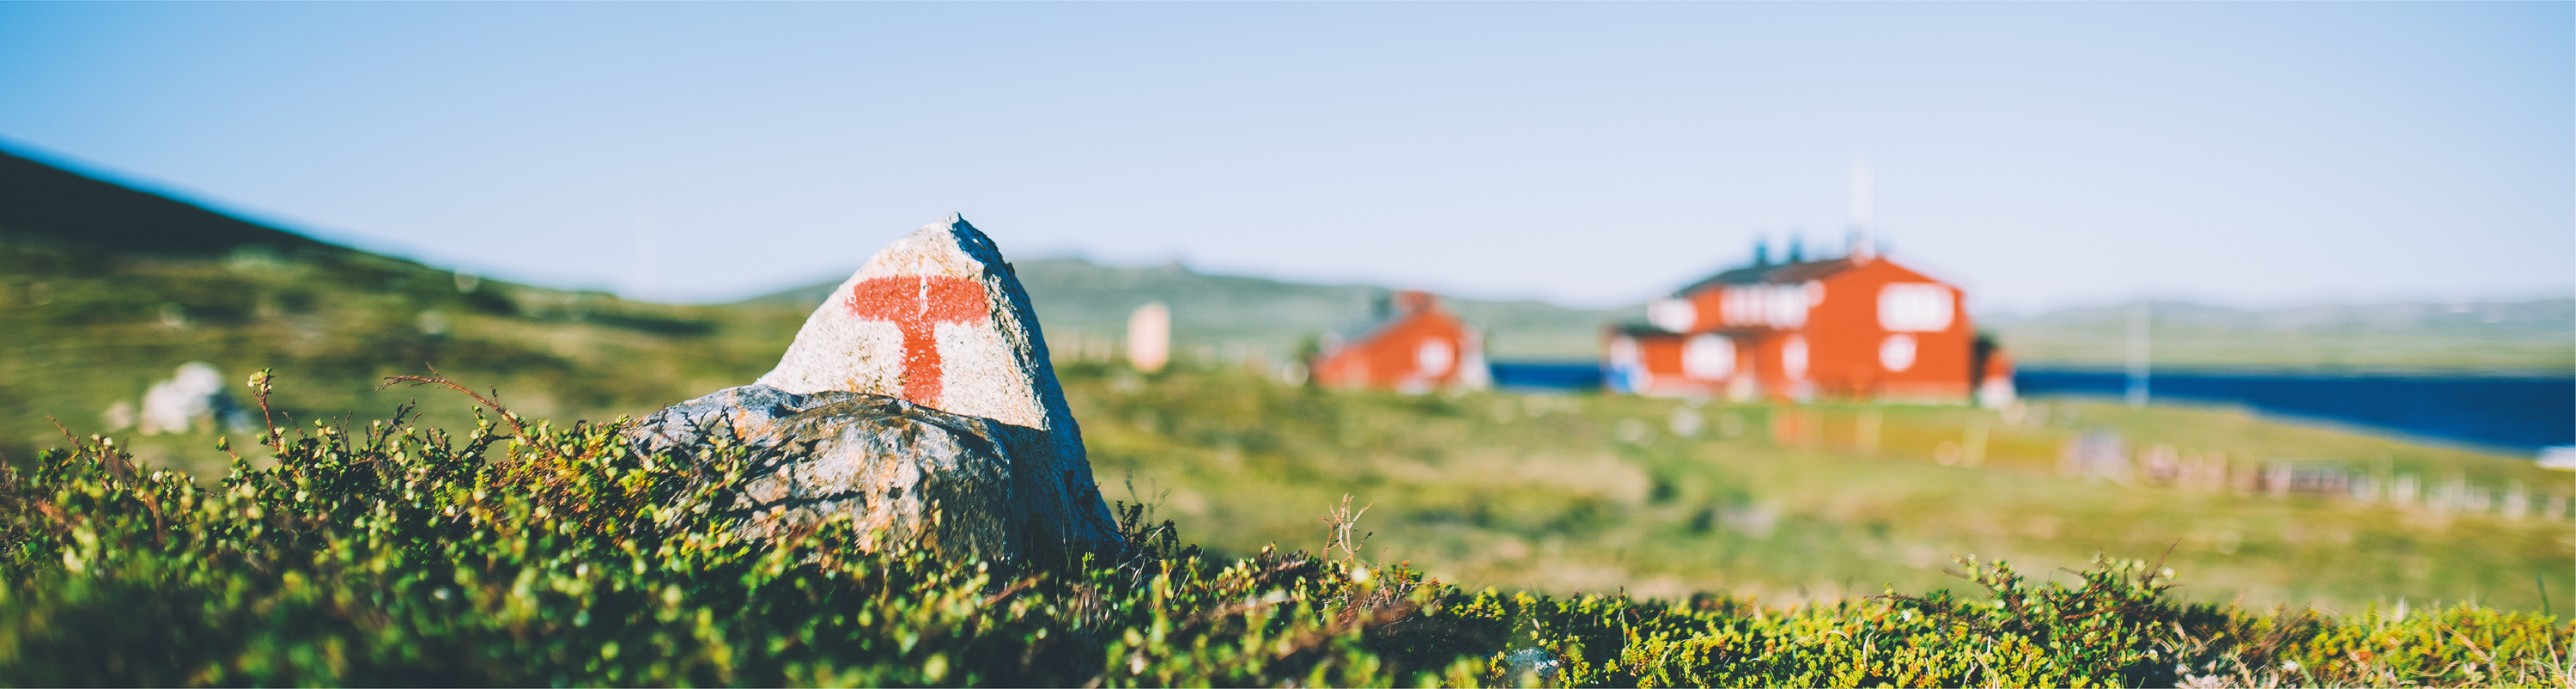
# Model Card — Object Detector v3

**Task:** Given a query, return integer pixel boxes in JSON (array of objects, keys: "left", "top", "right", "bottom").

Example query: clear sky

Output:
[{"left": 1, "top": 2, "right": 2567, "bottom": 313}]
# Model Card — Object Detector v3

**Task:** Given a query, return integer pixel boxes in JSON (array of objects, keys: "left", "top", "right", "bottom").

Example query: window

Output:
[
  {"left": 1878, "top": 284, "right": 1954, "bottom": 332},
  {"left": 1880, "top": 333, "right": 1917, "bottom": 372},
  {"left": 1683, "top": 333, "right": 1735, "bottom": 381}
]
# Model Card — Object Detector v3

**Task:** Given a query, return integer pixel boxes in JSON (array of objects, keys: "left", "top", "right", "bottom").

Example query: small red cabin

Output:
[
  {"left": 1606, "top": 251, "right": 2013, "bottom": 405},
  {"left": 1313, "top": 290, "right": 1491, "bottom": 393}
]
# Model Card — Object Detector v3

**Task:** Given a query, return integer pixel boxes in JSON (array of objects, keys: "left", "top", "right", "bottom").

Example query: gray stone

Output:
[
  {"left": 629, "top": 215, "right": 1121, "bottom": 560},
  {"left": 137, "top": 362, "right": 251, "bottom": 435},
  {"left": 627, "top": 383, "right": 816, "bottom": 458},
  {"left": 633, "top": 385, "right": 1014, "bottom": 561}
]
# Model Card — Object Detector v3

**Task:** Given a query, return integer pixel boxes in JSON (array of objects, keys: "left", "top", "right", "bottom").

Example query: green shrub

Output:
[{"left": 0, "top": 375, "right": 2565, "bottom": 686}]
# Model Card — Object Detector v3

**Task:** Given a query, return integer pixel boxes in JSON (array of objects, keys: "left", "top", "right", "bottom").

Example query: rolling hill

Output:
[
  {"left": 750, "top": 257, "right": 1642, "bottom": 362},
  {"left": 1985, "top": 299, "right": 2576, "bottom": 375},
  {"left": 756, "top": 257, "right": 2573, "bottom": 375},
  {"left": 0, "top": 148, "right": 343, "bottom": 259},
  {"left": 0, "top": 146, "right": 811, "bottom": 473}
]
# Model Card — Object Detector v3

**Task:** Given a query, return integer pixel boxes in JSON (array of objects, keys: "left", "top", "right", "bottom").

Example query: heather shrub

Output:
[{"left": 0, "top": 375, "right": 2563, "bottom": 686}]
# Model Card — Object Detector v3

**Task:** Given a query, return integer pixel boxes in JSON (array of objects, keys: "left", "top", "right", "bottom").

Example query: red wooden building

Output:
[
  {"left": 1312, "top": 290, "right": 1492, "bottom": 393},
  {"left": 1605, "top": 246, "right": 2014, "bottom": 405}
]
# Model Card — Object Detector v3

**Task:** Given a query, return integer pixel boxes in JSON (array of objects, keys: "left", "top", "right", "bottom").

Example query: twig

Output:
[
  {"left": 378, "top": 363, "right": 565, "bottom": 463},
  {"left": 30, "top": 500, "right": 76, "bottom": 529},
  {"left": 46, "top": 416, "right": 133, "bottom": 480},
  {"left": 246, "top": 369, "right": 282, "bottom": 448},
  {"left": 1269, "top": 602, "right": 1416, "bottom": 661},
  {"left": 2147, "top": 540, "right": 2179, "bottom": 589},
  {"left": 981, "top": 576, "right": 1044, "bottom": 607},
  {"left": 1320, "top": 494, "right": 1373, "bottom": 564},
  {"left": 377, "top": 364, "right": 520, "bottom": 433},
  {"left": 2435, "top": 619, "right": 2504, "bottom": 672}
]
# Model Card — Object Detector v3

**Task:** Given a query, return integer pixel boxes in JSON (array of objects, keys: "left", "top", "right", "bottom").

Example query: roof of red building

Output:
[
  {"left": 1330, "top": 290, "right": 1455, "bottom": 347},
  {"left": 1672, "top": 258, "right": 1861, "bottom": 296}
]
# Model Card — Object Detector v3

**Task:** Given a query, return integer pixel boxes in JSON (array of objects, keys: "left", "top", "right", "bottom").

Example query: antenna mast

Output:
[{"left": 1849, "top": 161, "right": 1876, "bottom": 262}]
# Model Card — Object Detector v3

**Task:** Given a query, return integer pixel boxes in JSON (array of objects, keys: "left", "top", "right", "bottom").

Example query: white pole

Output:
[
  {"left": 2125, "top": 301, "right": 2150, "bottom": 407},
  {"left": 1849, "top": 161, "right": 1875, "bottom": 260}
]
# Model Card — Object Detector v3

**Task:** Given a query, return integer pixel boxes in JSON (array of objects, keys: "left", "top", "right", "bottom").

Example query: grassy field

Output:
[{"left": 1065, "top": 363, "right": 2575, "bottom": 615}]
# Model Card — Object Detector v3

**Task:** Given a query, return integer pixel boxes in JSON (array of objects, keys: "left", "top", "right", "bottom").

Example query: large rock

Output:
[
  {"left": 629, "top": 386, "right": 1015, "bottom": 560},
  {"left": 629, "top": 215, "right": 1121, "bottom": 559},
  {"left": 137, "top": 362, "right": 250, "bottom": 435}
]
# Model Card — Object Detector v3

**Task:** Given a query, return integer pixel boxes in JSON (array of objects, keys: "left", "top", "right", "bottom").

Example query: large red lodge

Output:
[{"left": 1604, "top": 242, "right": 2014, "bottom": 405}]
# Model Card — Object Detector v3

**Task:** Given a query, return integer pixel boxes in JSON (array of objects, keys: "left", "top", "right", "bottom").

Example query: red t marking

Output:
[{"left": 846, "top": 276, "right": 989, "bottom": 405}]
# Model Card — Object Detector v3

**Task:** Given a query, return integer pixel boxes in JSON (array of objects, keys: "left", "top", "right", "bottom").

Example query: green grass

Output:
[
  {"left": 3, "top": 391, "right": 2567, "bottom": 686},
  {"left": 1064, "top": 363, "right": 2575, "bottom": 616}
]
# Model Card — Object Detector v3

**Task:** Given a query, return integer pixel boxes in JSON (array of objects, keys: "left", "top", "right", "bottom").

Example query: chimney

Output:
[
  {"left": 1753, "top": 236, "right": 1771, "bottom": 266},
  {"left": 1394, "top": 290, "right": 1438, "bottom": 314}
]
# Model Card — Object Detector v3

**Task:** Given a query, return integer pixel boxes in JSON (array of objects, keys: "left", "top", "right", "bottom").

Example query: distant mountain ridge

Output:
[
  {"left": 1985, "top": 299, "right": 2573, "bottom": 334},
  {"left": 0, "top": 147, "right": 344, "bottom": 259},
  {"left": 750, "top": 259, "right": 2573, "bottom": 374},
  {"left": 748, "top": 258, "right": 1643, "bottom": 361},
  {"left": 1986, "top": 299, "right": 2574, "bottom": 375}
]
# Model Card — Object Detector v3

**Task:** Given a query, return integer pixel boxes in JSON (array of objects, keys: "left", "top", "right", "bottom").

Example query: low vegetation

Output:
[
  {"left": 0, "top": 374, "right": 2567, "bottom": 686},
  {"left": 1072, "top": 363, "right": 2575, "bottom": 616}
]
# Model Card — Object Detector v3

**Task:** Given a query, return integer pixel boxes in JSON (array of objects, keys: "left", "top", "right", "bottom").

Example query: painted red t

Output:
[{"left": 845, "top": 276, "right": 989, "bottom": 405}]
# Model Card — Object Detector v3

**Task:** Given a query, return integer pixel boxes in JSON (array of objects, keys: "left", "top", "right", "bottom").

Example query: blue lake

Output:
[
  {"left": 1486, "top": 362, "right": 2573, "bottom": 454},
  {"left": 1489, "top": 362, "right": 1605, "bottom": 391},
  {"left": 2014, "top": 370, "right": 2573, "bottom": 453}
]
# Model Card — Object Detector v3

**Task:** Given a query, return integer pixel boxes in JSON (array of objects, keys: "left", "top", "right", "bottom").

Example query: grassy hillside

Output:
[
  {"left": 0, "top": 148, "right": 341, "bottom": 259},
  {"left": 1987, "top": 299, "right": 2576, "bottom": 375},
  {"left": 0, "top": 147, "right": 809, "bottom": 475},
  {"left": 0, "top": 240, "right": 807, "bottom": 477}
]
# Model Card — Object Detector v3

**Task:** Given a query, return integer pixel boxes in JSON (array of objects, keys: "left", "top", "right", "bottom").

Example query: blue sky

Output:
[{"left": 1, "top": 2, "right": 2567, "bottom": 312}]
